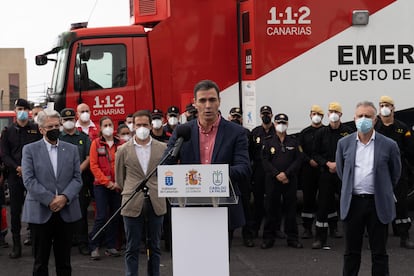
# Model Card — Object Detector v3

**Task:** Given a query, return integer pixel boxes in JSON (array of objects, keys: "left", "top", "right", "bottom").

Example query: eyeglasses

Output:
[
  {"left": 80, "top": 110, "right": 89, "bottom": 113},
  {"left": 276, "top": 121, "right": 287, "bottom": 125}
]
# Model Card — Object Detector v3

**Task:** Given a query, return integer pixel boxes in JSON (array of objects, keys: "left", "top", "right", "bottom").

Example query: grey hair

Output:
[
  {"left": 37, "top": 110, "right": 61, "bottom": 128},
  {"left": 356, "top": 101, "right": 377, "bottom": 114}
]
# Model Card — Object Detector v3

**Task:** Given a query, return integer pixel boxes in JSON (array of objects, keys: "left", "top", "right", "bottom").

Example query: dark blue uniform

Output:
[
  {"left": 249, "top": 124, "right": 276, "bottom": 236},
  {"left": 0, "top": 121, "right": 42, "bottom": 257},
  {"left": 298, "top": 124, "right": 324, "bottom": 236},
  {"left": 312, "top": 123, "right": 353, "bottom": 246},
  {"left": 375, "top": 117, "right": 414, "bottom": 246},
  {"left": 261, "top": 134, "right": 303, "bottom": 247}
]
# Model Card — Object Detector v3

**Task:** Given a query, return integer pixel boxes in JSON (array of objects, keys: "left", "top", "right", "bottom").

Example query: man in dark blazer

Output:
[
  {"left": 165, "top": 79, "right": 251, "bottom": 238},
  {"left": 336, "top": 101, "right": 401, "bottom": 276},
  {"left": 22, "top": 110, "right": 82, "bottom": 276}
]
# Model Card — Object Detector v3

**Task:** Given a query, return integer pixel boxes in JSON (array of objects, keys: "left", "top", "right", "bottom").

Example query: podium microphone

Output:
[{"left": 171, "top": 124, "right": 191, "bottom": 157}]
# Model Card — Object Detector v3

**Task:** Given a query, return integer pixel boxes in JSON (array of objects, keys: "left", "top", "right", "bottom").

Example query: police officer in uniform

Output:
[
  {"left": 298, "top": 105, "right": 325, "bottom": 239},
  {"left": 0, "top": 99, "right": 42, "bottom": 258},
  {"left": 228, "top": 107, "right": 255, "bottom": 247},
  {"left": 375, "top": 95, "right": 414, "bottom": 249},
  {"left": 150, "top": 109, "right": 169, "bottom": 143},
  {"left": 312, "top": 102, "right": 353, "bottom": 249},
  {"left": 261, "top": 113, "right": 303, "bottom": 249},
  {"left": 163, "top": 106, "right": 180, "bottom": 138},
  {"left": 250, "top": 106, "right": 284, "bottom": 239},
  {"left": 59, "top": 108, "right": 92, "bottom": 255}
]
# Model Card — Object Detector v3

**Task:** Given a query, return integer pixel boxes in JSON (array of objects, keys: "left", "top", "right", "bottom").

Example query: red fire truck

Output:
[
  {"left": 36, "top": 0, "right": 414, "bottom": 131},
  {"left": 35, "top": 0, "right": 414, "bottom": 204}
]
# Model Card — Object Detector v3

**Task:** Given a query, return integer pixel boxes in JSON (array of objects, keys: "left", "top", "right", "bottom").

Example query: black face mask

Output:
[
  {"left": 46, "top": 129, "right": 60, "bottom": 142},
  {"left": 231, "top": 119, "right": 242, "bottom": 125},
  {"left": 262, "top": 115, "right": 271, "bottom": 124}
]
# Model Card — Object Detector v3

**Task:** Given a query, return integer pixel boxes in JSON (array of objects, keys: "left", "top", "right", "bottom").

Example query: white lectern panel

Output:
[{"left": 171, "top": 207, "right": 229, "bottom": 276}]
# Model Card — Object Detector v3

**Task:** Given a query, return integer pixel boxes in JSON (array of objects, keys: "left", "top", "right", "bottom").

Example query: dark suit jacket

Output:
[
  {"left": 336, "top": 132, "right": 401, "bottom": 224},
  {"left": 22, "top": 139, "right": 82, "bottom": 224},
  {"left": 165, "top": 117, "right": 251, "bottom": 229}
]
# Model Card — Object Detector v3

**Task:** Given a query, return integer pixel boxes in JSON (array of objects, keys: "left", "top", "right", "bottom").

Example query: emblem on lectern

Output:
[
  {"left": 212, "top": 170, "right": 223, "bottom": 186},
  {"left": 186, "top": 169, "right": 201, "bottom": 185},
  {"left": 164, "top": 170, "right": 174, "bottom": 186}
]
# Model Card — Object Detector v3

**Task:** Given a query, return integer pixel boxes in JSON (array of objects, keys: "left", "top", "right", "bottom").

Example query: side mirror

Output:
[{"left": 35, "top": 55, "right": 48, "bottom": 65}]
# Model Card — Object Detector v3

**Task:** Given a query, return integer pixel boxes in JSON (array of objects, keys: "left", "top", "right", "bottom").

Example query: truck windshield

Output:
[{"left": 50, "top": 47, "right": 69, "bottom": 95}]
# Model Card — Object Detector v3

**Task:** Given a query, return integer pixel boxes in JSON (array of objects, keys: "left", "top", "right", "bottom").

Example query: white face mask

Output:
[
  {"left": 380, "top": 107, "right": 391, "bottom": 117},
  {"left": 63, "top": 120, "right": 75, "bottom": 130},
  {"left": 152, "top": 119, "right": 163, "bottom": 129},
  {"left": 311, "top": 115, "right": 322, "bottom": 124},
  {"left": 275, "top": 123, "right": 288, "bottom": 133},
  {"left": 121, "top": 135, "right": 131, "bottom": 142},
  {"left": 168, "top": 117, "right": 178, "bottom": 126},
  {"left": 80, "top": 112, "right": 90, "bottom": 122},
  {"left": 102, "top": 126, "right": 114, "bottom": 137},
  {"left": 329, "top": 112, "right": 340, "bottom": 122},
  {"left": 136, "top": 127, "right": 150, "bottom": 140},
  {"left": 33, "top": 115, "right": 38, "bottom": 123}
]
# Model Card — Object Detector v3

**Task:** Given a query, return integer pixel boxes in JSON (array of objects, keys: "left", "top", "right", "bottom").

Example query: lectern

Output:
[{"left": 158, "top": 164, "right": 238, "bottom": 276}]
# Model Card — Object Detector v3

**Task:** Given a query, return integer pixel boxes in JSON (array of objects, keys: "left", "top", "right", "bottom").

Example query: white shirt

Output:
[
  {"left": 75, "top": 120, "right": 96, "bottom": 135},
  {"left": 134, "top": 136, "right": 152, "bottom": 175},
  {"left": 353, "top": 131, "right": 375, "bottom": 195},
  {"left": 44, "top": 138, "right": 59, "bottom": 194}
]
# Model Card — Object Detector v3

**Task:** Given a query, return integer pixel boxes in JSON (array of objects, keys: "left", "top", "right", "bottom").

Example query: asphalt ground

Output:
[{"left": 1, "top": 212, "right": 414, "bottom": 275}]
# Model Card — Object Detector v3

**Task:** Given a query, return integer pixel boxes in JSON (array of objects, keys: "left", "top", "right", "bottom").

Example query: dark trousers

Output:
[
  {"left": 316, "top": 172, "right": 340, "bottom": 225},
  {"left": 30, "top": 213, "right": 75, "bottom": 276},
  {"left": 300, "top": 164, "right": 320, "bottom": 228},
  {"left": 240, "top": 177, "right": 255, "bottom": 240},
  {"left": 8, "top": 174, "right": 25, "bottom": 236},
  {"left": 124, "top": 202, "right": 163, "bottom": 276},
  {"left": 89, "top": 186, "right": 121, "bottom": 250},
  {"left": 343, "top": 196, "right": 389, "bottom": 276},
  {"left": 73, "top": 183, "right": 90, "bottom": 245},
  {"left": 393, "top": 176, "right": 411, "bottom": 238},
  {"left": 263, "top": 178, "right": 298, "bottom": 242},
  {"left": 253, "top": 167, "right": 282, "bottom": 234}
]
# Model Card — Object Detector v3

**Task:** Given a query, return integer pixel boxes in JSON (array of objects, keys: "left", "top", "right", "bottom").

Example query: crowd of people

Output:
[{"left": 0, "top": 80, "right": 413, "bottom": 275}]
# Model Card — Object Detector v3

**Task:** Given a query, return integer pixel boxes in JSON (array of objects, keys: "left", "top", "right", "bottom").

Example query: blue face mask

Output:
[
  {"left": 355, "top": 117, "right": 373, "bottom": 134},
  {"left": 17, "top": 110, "right": 28, "bottom": 121}
]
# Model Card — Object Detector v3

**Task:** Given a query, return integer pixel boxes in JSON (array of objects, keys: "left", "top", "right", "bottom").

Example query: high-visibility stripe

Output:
[
  {"left": 395, "top": 218, "right": 412, "bottom": 224},
  {"left": 315, "top": 221, "right": 329, "bottom": 228},
  {"left": 327, "top": 212, "right": 338, "bottom": 219},
  {"left": 301, "top": 212, "right": 315, "bottom": 218}
]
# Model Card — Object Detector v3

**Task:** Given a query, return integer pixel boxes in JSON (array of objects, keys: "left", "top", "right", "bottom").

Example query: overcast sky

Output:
[{"left": 0, "top": 0, "right": 130, "bottom": 103}]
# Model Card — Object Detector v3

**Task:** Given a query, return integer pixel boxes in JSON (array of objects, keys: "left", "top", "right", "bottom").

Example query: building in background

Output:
[{"left": 0, "top": 48, "right": 27, "bottom": 111}]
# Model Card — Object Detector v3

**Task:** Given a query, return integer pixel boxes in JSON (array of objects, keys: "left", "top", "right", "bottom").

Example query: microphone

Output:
[{"left": 171, "top": 124, "right": 191, "bottom": 158}]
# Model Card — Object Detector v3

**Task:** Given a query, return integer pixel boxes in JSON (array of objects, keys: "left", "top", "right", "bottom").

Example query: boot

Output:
[
  {"left": 312, "top": 226, "right": 328, "bottom": 249},
  {"left": 9, "top": 235, "right": 22, "bottom": 259},
  {"left": 302, "top": 226, "right": 313, "bottom": 239}
]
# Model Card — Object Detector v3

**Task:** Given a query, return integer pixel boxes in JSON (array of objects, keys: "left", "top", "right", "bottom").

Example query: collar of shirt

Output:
[
  {"left": 133, "top": 136, "right": 153, "bottom": 148},
  {"left": 197, "top": 115, "right": 221, "bottom": 134},
  {"left": 43, "top": 137, "right": 59, "bottom": 150},
  {"left": 60, "top": 129, "right": 81, "bottom": 137},
  {"left": 75, "top": 120, "right": 96, "bottom": 128},
  {"left": 356, "top": 130, "right": 376, "bottom": 144}
]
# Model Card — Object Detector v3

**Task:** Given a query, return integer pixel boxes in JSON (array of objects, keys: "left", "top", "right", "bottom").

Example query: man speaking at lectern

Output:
[{"left": 165, "top": 79, "right": 251, "bottom": 243}]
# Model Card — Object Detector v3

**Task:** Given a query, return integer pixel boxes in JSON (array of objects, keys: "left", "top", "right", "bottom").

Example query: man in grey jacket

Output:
[{"left": 336, "top": 101, "right": 401, "bottom": 276}]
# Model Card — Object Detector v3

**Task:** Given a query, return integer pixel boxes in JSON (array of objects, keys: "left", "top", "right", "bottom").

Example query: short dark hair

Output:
[
  {"left": 193, "top": 80, "right": 220, "bottom": 99},
  {"left": 99, "top": 116, "right": 113, "bottom": 127},
  {"left": 132, "top": 110, "right": 152, "bottom": 124},
  {"left": 117, "top": 124, "right": 129, "bottom": 133}
]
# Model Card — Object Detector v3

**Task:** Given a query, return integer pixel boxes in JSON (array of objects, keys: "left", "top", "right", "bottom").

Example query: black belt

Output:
[{"left": 353, "top": 193, "right": 374, "bottom": 199}]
